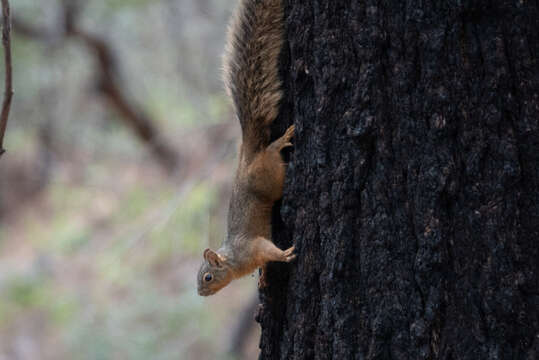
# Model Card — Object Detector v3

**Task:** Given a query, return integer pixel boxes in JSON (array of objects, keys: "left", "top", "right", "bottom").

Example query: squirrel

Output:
[{"left": 197, "top": 0, "right": 295, "bottom": 296}]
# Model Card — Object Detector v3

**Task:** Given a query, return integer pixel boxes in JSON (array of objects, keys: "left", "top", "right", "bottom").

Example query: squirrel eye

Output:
[{"left": 204, "top": 273, "right": 213, "bottom": 282}]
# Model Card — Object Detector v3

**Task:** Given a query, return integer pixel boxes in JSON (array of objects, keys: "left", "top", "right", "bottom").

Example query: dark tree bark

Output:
[{"left": 259, "top": 1, "right": 539, "bottom": 359}]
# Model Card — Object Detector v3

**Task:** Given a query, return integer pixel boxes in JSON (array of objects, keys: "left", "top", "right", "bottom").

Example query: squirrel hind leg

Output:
[{"left": 246, "top": 125, "right": 295, "bottom": 200}]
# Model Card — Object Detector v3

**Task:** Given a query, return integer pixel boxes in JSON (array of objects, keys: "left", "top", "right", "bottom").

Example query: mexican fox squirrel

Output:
[{"left": 197, "top": 0, "right": 295, "bottom": 296}]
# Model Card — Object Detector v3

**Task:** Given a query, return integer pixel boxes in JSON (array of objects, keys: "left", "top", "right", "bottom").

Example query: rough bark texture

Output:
[{"left": 258, "top": 1, "right": 539, "bottom": 359}]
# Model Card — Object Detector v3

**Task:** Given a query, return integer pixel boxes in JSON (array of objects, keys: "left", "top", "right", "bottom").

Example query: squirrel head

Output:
[{"left": 197, "top": 248, "right": 233, "bottom": 296}]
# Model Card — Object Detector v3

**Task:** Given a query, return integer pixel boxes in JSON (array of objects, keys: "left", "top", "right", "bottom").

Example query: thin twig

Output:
[{"left": 0, "top": 0, "right": 13, "bottom": 157}]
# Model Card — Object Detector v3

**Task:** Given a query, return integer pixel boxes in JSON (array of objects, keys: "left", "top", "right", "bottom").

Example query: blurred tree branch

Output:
[
  {"left": 66, "top": 28, "right": 181, "bottom": 172},
  {"left": 11, "top": 17, "right": 56, "bottom": 41},
  {"left": 0, "top": 0, "right": 13, "bottom": 157},
  {"left": 12, "top": 1, "right": 181, "bottom": 171}
]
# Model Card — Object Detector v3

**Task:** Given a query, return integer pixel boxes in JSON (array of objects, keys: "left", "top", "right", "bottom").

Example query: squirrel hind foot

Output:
[
  {"left": 280, "top": 125, "right": 295, "bottom": 145},
  {"left": 268, "top": 125, "right": 295, "bottom": 152},
  {"left": 284, "top": 124, "right": 295, "bottom": 138}
]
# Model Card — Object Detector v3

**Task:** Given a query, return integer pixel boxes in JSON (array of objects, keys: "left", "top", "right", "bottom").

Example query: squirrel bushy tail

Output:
[{"left": 223, "top": 0, "right": 284, "bottom": 154}]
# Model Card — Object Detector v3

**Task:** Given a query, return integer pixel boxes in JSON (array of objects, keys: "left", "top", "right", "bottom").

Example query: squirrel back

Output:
[{"left": 223, "top": 0, "right": 285, "bottom": 155}]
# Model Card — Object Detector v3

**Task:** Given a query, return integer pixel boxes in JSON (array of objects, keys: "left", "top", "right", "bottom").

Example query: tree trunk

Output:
[{"left": 259, "top": 1, "right": 539, "bottom": 359}]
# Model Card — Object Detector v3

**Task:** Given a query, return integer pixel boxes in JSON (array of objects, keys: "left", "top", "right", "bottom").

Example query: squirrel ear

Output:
[{"left": 203, "top": 248, "right": 223, "bottom": 267}]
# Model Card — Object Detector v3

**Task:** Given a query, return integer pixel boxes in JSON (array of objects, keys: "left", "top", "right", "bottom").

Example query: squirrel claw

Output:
[
  {"left": 285, "top": 124, "right": 295, "bottom": 135},
  {"left": 283, "top": 125, "right": 295, "bottom": 141},
  {"left": 270, "top": 125, "right": 295, "bottom": 152},
  {"left": 285, "top": 254, "right": 296, "bottom": 262},
  {"left": 283, "top": 245, "right": 295, "bottom": 256}
]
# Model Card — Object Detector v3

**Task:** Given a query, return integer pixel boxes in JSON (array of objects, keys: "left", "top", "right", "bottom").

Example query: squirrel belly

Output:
[{"left": 196, "top": 0, "right": 296, "bottom": 297}]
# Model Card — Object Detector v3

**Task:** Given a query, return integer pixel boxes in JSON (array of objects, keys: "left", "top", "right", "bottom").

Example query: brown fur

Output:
[
  {"left": 223, "top": 0, "right": 285, "bottom": 156},
  {"left": 197, "top": 0, "right": 295, "bottom": 297}
]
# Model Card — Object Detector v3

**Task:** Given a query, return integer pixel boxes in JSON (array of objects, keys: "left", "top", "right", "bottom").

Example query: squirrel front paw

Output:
[
  {"left": 258, "top": 246, "right": 296, "bottom": 289},
  {"left": 283, "top": 245, "right": 296, "bottom": 262}
]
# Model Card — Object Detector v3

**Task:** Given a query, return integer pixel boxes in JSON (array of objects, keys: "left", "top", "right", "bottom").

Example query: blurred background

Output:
[{"left": 0, "top": 0, "right": 261, "bottom": 359}]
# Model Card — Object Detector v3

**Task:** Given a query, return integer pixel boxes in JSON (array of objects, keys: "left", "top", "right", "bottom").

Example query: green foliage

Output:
[
  {"left": 5, "top": 276, "right": 43, "bottom": 308},
  {"left": 0, "top": 274, "right": 77, "bottom": 326}
]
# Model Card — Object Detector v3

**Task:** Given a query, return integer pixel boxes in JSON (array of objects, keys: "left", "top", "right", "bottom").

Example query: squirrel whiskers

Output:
[{"left": 197, "top": 0, "right": 295, "bottom": 296}]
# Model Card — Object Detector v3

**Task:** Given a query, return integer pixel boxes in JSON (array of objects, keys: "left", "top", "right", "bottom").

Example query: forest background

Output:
[{"left": 0, "top": 0, "right": 259, "bottom": 359}]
